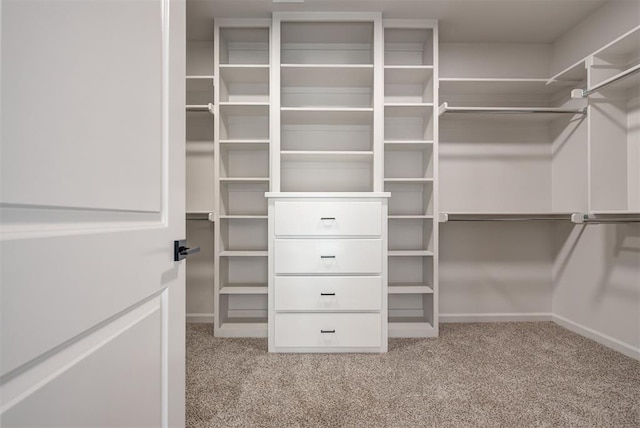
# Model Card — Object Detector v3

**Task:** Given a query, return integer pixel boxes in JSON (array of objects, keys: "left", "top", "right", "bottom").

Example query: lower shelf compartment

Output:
[
  {"left": 216, "top": 320, "right": 268, "bottom": 338},
  {"left": 388, "top": 321, "right": 436, "bottom": 338}
]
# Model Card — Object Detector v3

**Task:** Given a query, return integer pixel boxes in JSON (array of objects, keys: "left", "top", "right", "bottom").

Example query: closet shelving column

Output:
[
  {"left": 186, "top": 37, "right": 215, "bottom": 324},
  {"left": 383, "top": 20, "right": 438, "bottom": 338},
  {"left": 582, "top": 26, "right": 640, "bottom": 215},
  {"left": 274, "top": 17, "right": 380, "bottom": 192},
  {"left": 214, "top": 20, "right": 271, "bottom": 338}
]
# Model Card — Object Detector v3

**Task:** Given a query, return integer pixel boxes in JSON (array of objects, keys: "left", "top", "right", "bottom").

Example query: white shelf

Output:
[
  {"left": 388, "top": 250, "right": 434, "bottom": 257},
  {"left": 281, "top": 64, "right": 374, "bottom": 87},
  {"left": 388, "top": 283, "right": 434, "bottom": 294},
  {"left": 439, "top": 78, "right": 579, "bottom": 95},
  {"left": 281, "top": 107, "right": 373, "bottom": 125},
  {"left": 281, "top": 151, "right": 374, "bottom": 163},
  {"left": 186, "top": 75, "right": 215, "bottom": 91},
  {"left": 219, "top": 251, "right": 268, "bottom": 257},
  {"left": 384, "top": 178, "right": 433, "bottom": 183},
  {"left": 389, "top": 215, "right": 434, "bottom": 219},
  {"left": 219, "top": 177, "right": 270, "bottom": 183},
  {"left": 219, "top": 215, "right": 268, "bottom": 219},
  {"left": 384, "top": 141, "right": 434, "bottom": 151},
  {"left": 219, "top": 284, "right": 268, "bottom": 295}
]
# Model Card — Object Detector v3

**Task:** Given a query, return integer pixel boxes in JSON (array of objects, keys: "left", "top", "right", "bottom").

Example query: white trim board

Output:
[
  {"left": 552, "top": 314, "right": 640, "bottom": 362},
  {"left": 186, "top": 313, "right": 214, "bottom": 324},
  {"left": 439, "top": 313, "right": 552, "bottom": 323}
]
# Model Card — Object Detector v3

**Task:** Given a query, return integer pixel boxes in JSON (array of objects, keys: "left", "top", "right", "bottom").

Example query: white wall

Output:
[
  {"left": 551, "top": 0, "right": 640, "bottom": 75},
  {"left": 552, "top": 223, "right": 640, "bottom": 359},
  {"left": 440, "top": 222, "right": 553, "bottom": 321}
]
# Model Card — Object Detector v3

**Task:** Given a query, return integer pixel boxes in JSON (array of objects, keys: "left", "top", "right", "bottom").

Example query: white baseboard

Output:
[
  {"left": 440, "top": 312, "right": 552, "bottom": 323},
  {"left": 552, "top": 314, "right": 640, "bottom": 361},
  {"left": 186, "top": 313, "right": 214, "bottom": 324}
]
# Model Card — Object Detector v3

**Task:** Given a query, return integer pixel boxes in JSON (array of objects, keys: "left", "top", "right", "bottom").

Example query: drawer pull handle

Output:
[
  {"left": 320, "top": 292, "right": 335, "bottom": 296},
  {"left": 321, "top": 329, "right": 336, "bottom": 334},
  {"left": 320, "top": 217, "right": 336, "bottom": 221},
  {"left": 320, "top": 255, "right": 335, "bottom": 259}
]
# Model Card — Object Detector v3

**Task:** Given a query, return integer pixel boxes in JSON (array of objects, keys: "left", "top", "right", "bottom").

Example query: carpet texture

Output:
[{"left": 186, "top": 322, "right": 640, "bottom": 427}]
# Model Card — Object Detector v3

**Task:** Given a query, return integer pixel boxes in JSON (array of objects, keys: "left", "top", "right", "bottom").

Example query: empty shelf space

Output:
[
  {"left": 219, "top": 141, "right": 270, "bottom": 152},
  {"left": 388, "top": 321, "right": 435, "bottom": 338},
  {"left": 281, "top": 64, "right": 374, "bottom": 87},
  {"left": 385, "top": 66, "right": 434, "bottom": 83},
  {"left": 281, "top": 108, "right": 373, "bottom": 125},
  {"left": 384, "top": 28, "right": 434, "bottom": 66},
  {"left": 219, "top": 27, "right": 270, "bottom": 65},
  {"left": 281, "top": 151, "right": 373, "bottom": 162},
  {"left": 281, "top": 21, "right": 374, "bottom": 65},
  {"left": 439, "top": 78, "right": 580, "bottom": 95},
  {"left": 388, "top": 250, "right": 434, "bottom": 257},
  {"left": 389, "top": 215, "right": 434, "bottom": 219},
  {"left": 388, "top": 283, "right": 434, "bottom": 294},
  {"left": 219, "top": 251, "right": 268, "bottom": 257},
  {"left": 219, "top": 284, "right": 268, "bottom": 295}
]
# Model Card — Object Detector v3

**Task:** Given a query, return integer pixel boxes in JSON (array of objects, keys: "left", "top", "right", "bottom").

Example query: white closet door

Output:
[{"left": 0, "top": 1, "right": 185, "bottom": 427}]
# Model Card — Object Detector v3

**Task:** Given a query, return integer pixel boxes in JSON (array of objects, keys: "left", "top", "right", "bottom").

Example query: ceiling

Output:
[{"left": 186, "top": 0, "right": 611, "bottom": 43}]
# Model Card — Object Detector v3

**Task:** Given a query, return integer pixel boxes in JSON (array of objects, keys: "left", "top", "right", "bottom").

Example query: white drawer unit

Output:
[
  {"left": 267, "top": 193, "right": 390, "bottom": 353},
  {"left": 274, "top": 201, "right": 382, "bottom": 236},
  {"left": 274, "top": 276, "right": 382, "bottom": 311},
  {"left": 274, "top": 313, "right": 382, "bottom": 348},
  {"left": 274, "top": 239, "right": 382, "bottom": 274}
]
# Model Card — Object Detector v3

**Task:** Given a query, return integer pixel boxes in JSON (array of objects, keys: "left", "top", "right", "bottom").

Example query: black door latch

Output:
[{"left": 174, "top": 239, "right": 201, "bottom": 261}]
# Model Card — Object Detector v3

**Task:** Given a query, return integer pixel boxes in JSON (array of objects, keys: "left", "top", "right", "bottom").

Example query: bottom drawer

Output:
[{"left": 274, "top": 313, "right": 381, "bottom": 348}]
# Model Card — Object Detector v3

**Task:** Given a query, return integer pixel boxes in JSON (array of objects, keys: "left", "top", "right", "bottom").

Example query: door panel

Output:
[
  {"left": 2, "top": 299, "right": 163, "bottom": 428},
  {"left": 1, "top": 0, "right": 162, "bottom": 211},
  {"left": 0, "top": 0, "right": 185, "bottom": 426}
]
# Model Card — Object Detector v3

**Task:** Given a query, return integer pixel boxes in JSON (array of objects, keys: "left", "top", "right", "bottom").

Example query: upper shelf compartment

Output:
[
  {"left": 589, "top": 26, "right": 640, "bottom": 91},
  {"left": 281, "top": 22, "right": 374, "bottom": 65},
  {"left": 385, "top": 28, "right": 434, "bottom": 66},
  {"left": 219, "top": 28, "right": 270, "bottom": 65}
]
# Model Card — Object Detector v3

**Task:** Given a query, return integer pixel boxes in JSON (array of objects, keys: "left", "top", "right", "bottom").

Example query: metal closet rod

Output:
[
  {"left": 186, "top": 212, "right": 214, "bottom": 222},
  {"left": 573, "top": 63, "right": 640, "bottom": 98},
  {"left": 438, "top": 102, "right": 587, "bottom": 115},
  {"left": 439, "top": 213, "right": 640, "bottom": 224},
  {"left": 186, "top": 103, "right": 214, "bottom": 114}
]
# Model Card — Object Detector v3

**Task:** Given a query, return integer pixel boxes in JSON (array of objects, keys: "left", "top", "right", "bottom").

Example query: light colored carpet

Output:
[{"left": 186, "top": 322, "right": 640, "bottom": 427}]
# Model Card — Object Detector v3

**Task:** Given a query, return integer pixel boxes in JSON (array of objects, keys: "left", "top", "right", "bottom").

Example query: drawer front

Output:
[
  {"left": 274, "top": 239, "right": 382, "bottom": 274},
  {"left": 274, "top": 276, "right": 382, "bottom": 311},
  {"left": 274, "top": 313, "right": 381, "bottom": 348},
  {"left": 274, "top": 201, "right": 382, "bottom": 236}
]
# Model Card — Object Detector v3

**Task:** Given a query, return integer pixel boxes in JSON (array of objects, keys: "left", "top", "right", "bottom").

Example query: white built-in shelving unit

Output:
[
  {"left": 185, "top": 37, "right": 216, "bottom": 324},
  {"left": 214, "top": 20, "right": 271, "bottom": 337},
  {"left": 383, "top": 20, "right": 438, "bottom": 338}
]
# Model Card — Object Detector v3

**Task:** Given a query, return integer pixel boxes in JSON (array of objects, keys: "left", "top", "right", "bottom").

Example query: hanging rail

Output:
[
  {"left": 439, "top": 213, "right": 640, "bottom": 224},
  {"left": 572, "top": 63, "right": 640, "bottom": 98},
  {"left": 186, "top": 212, "right": 215, "bottom": 222},
  {"left": 438, "top": 102, "right": 587, "bottom": 116},
  {"left": 438, "top": 213, "right": 577, "bottom": 223},
  {"left": 186, "top": 103, "right": 214, "bottom": 114}
]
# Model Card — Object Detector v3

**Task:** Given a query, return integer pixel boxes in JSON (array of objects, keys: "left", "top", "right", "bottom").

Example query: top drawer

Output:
[{"left": 274, "top": 201, "right": 382, "bottom": 236}]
